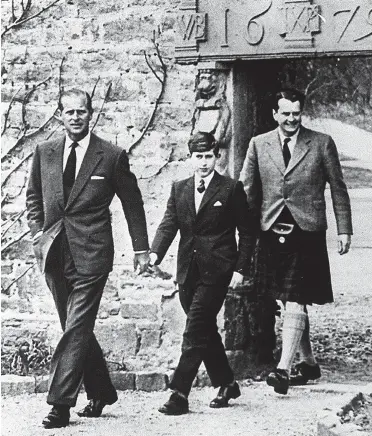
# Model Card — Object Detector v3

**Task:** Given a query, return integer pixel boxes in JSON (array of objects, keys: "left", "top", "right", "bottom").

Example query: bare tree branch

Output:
[
  {"left": 1, "top": 195, "right": 9, "bottom": 207},
  {"left": 128, "top": 39, "right": 167, "bottom": 154},
  {"left": 304, "top": 73, "right": 318, "bottom": 96},
  {"left": 144, "top": 51, "right": 162, "bottom": 84},
  {"left": 57, "top": 55, "right": 66, "bottom": 104},
  {"left": 2, "top": 0, "right": 62, "bottom": 38},
  {"left": 2, "top": 209, "right": 26, "bottom": 238},
  {"left": 91, "top": 82, "right": 112, "bottom": 132},
  {"left": 91, "top": 76, "right": 101, "bottom": 101},
  {"left": 1, "top": 86, "right": 22, "bottom": 137},
  {"left": 1, "top": 151, "right": 33, "bottom": 187},
  {"left": 138, "top": 149, "right": 174, "bottom": 180},
  {"left": 1, "top": 57, "right": 65, "bottom": 163},
  {"left": 1, "top": 229, "right": 30, "bottom": 253},
  {"left": 21, "top": 71, "right": 53, "bottom": 135},
  {"left": 1, "top": 262, "right": 37, "bottom": 294}
]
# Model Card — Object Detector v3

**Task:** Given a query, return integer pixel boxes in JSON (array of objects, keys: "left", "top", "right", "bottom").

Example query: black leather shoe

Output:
[
  {"left": 209, "top": 382, "right": 241, "bottom": 408},
  {"left": 290, "top": 362, "right": 321, "bottom": 386},
  {"left": 77, "top": 399, "right": 108, "bottom": 418},
  {"left": 266, "top": 369, "right": 289, "bottom": 395},
  {"left": 42, "top": 405, "right": 70, "bottom": 428},
  {"left": 158, "top": 392, "right": 189, "bottom": 415}
]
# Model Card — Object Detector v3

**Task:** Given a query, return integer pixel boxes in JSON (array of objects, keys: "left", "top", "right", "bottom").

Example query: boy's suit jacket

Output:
[
  {"left": 26, "top": 132, "right": 149, "bottom": 275},
  {"left": 239, "top": 126, "right": 352, "bottom": 234},
  {"left": 151, "top": 172, "right": 256, "bottom": 285}
]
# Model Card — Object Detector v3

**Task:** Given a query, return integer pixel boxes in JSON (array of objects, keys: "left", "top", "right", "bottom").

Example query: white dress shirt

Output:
[
  {"left": 194, "top": 170, "right": 215, "bottom": 212},
  {"left": 63, "top": 133, "right": 91, "bottom": 178},
  {"left": 278, "top": 128, "right": 300, "bottom": 157}
]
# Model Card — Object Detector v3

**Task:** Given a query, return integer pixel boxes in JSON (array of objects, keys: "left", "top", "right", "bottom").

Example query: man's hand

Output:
[
  {"left": 338, "top": 234, "right": 351, "bottom": 255},
  {"left": 228, "top": 271, "right": 244, "bottom": 289},
  {"left": 133, "top": 251, "right": 150, "bottom": 274}
]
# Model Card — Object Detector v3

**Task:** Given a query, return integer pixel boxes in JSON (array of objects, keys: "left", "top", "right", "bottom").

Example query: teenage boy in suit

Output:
[{"left": 150, "top": 131, "right": 256, "bottom": 414}]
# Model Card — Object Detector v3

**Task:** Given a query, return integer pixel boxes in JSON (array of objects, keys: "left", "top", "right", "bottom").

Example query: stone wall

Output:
[
  {"left": 1, "top": 0, "right": 273, "bottom": 383},
  {"left": 1, "top": 0, "right": 200, "bottom": 378}
]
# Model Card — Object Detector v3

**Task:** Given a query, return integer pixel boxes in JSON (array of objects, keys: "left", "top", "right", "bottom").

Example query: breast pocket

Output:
[{"left": 85, "top": 177, "right": 111, "bottom": 202}]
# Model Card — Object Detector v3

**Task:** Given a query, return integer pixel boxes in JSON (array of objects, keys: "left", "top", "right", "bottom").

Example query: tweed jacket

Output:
[{"left": 239, "top": 126, "right": 352, "bottom": 234}]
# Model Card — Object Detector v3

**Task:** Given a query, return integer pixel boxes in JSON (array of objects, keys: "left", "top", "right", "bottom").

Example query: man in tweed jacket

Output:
[{"left": 239, "top": 88, "right": 352, "bottom": 395}]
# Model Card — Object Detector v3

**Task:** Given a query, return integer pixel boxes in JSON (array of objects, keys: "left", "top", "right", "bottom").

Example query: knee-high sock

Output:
[
  {"left": 277, "top": 310, "right": 307, "bottom": 373},
  {"left": 298, "top": 314, "right": 317, "bottom": 365}
]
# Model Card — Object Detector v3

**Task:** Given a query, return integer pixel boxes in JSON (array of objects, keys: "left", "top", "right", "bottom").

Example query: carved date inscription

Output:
[{"left": 334, "top": 6, "right": 372, "bottom": 43}]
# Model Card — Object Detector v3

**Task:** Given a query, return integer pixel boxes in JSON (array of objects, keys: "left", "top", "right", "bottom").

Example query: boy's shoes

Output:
[
  {"left": 158, "top": 392, "right": 189, "bottom": 415},
  {"left": 209, "top": 382, "right": 241, "bottom": 408}
]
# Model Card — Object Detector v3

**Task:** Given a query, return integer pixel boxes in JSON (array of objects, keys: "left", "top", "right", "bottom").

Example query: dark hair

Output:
[
  {"left": 272, "top": 88, "right": 305, "bottom": 111},
  {"left": 188, "top": 131, "right": 220, "bottom": 156},
  {"left": 59, "top": 89, "right": 93, "bottom": 113}
]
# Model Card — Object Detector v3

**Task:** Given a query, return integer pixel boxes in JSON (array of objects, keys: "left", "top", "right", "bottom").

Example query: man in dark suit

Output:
[
  {"left": 239, "top": 88, "right": 352, "bottom": 395},
  {"left": 150, "top": 132, "right": 256, "bottom": 414},
  {"left": 26, "top": 88, "right": 150, "bottom": 428}
]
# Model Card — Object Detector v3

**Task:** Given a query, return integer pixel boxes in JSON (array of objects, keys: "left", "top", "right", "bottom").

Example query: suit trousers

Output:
[
  {"left": 169, "top": 262, "right": 234, "bottom": 396},
  {"left": 44, "top": 231, "right": 117, "bottom": 407}
]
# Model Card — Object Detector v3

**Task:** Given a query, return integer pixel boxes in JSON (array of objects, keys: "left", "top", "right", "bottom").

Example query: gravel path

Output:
[{"left": 0, "top": 383, "right": 357, "bottom": 436}]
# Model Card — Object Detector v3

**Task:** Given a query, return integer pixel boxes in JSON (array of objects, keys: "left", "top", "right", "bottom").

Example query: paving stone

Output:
[
  {"left": 1, "top": 375, "right": 35, "bottom": 396},
  {"left": 135, "top": 372, "right": 168, "bottom": 392},
  {"left": 35, "top": 375, "right": 49, "bottom": 393},
  {"left": 110, "top": 371, "right": 136, "bottom": 391}
]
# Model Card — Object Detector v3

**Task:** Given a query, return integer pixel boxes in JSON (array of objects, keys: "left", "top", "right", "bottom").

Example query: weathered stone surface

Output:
[
  {"left": 135, "top": 372, "right": 168, "bottom": 392},
  {"left": 35, "top": 375, "right": 49, "bottom": 393},
  {"left": 95, "top": 320, "right": 138, "bottom": 360},
  {"left": 138, "top": 328, "right": 161, "bottom": 352},
  {"left": 1, "top": 375, "right": 35, "bottom": 396},
  {"left": 120, "top": 301, "right": 158, "bottom": 322},
  {"left": 110, "top": 371, "right": 135, "bottom": 391}
]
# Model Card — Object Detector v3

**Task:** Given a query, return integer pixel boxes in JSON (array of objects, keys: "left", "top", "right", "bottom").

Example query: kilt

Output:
[{"left": 254, "top": 226, "right": 333, "bottom": 305}]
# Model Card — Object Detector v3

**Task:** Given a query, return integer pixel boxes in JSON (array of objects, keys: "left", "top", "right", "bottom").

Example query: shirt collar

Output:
[
  {"left": 65, "top": 132, "right": 91, "bottom": 151},
  {"left": 277, "top": 128, "right": 300, "bottom": 146},
  {"left": 195, "top": 170, "right": 215, "bottom": 191}
]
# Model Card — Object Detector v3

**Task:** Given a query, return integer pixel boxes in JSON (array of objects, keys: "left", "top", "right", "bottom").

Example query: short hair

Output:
[
  {"left": 272, "top": 88, "right": 305, "bottom": 111},
  {"left": 188, "top": 131, "right": 220, "bottom": 156},
  {"left": 59, "top": 88, "right": 93, "bottom": 113}
]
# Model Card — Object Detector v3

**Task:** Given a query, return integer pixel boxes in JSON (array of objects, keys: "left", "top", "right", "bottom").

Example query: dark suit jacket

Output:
[
  {"left": 26, "top": 132, "right": 149, "bottom": 275},
  {"left": 151, "top": 172, "right": 256, "bottom": 285},
  {"left": 239, "top": 126, "right": 353, "bottom": 234}
]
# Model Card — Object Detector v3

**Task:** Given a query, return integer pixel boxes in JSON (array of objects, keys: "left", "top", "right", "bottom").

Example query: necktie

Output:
[
  {"left": 63, "top": 141, "right": 78, "bottom": 202},
  {"left": 282, "top": 137, "right": 291, "bottom": 168},
  {"left": 197, "top": 178, "right": 205, "bottom": 193}
]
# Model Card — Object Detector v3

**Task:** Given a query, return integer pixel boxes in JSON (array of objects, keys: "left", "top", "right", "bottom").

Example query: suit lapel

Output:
[
  {"left": 285, "top": 127, "right": 311, "bottom": 175},
  {"left": 265, "top": 130, "right": 286, "bottom": 175},
  {"left": 47, "top": 135, "right": 65, "bottom": 210},
  {"left": 197, "top": 172, "right": 220, "bottom": 216},
  {"left": 65, "top": 133, "right": 104, "bottom": 210},
  {"left": 183, "top": 176, "right": 196, "bottom": 220}
]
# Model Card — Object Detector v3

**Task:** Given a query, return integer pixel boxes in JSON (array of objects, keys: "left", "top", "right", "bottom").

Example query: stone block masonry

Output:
[{"left": 1, "top": 0, "right": 197, "bottom": 380}]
